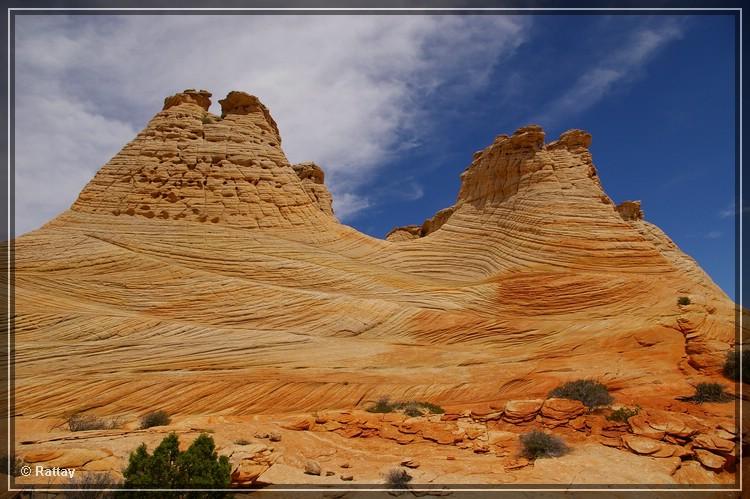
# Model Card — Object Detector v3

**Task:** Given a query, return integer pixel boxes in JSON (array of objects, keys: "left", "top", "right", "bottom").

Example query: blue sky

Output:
[{"left": 14, "top": 13, "right": 737, "bottom": 298}]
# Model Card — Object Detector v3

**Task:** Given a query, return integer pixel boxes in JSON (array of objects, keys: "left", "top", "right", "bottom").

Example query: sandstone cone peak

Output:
[{"left": 70, "top": 89, "right": 333, "bottom": 229}]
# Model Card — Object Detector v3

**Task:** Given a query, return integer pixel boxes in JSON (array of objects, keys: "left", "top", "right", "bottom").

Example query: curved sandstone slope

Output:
[{"left": 11, "top": 90, "right": 738, "bottom": 419}]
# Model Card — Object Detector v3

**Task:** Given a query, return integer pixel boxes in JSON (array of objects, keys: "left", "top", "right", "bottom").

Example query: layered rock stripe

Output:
[{"left": 11, "top": 90, "right": 738, "bottom": 422}]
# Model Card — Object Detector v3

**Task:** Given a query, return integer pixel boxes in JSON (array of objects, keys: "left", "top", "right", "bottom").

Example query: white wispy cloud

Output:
[
  {"left": 705, "top": 230, "right": 723, "bottom": 239},
  {"left": 401, "top": 183, "right": 425, "bottom": 202},
  {"left": 14, "top": 14, "right": 530, "bottom": 234},
  {"left": 332, "top": 192, "right": 372, "bottom": 221},
  {"left": 532, "top": 18, "right": 686, "bottom": 126},
  {"left": 718, "top": 202, "right": 749, "bottom": 219}
]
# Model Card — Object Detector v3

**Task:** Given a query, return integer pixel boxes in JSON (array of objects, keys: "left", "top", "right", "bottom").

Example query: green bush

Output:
[
  {"left": 140, "top": 410, "right": 171, "bottom": 429},
  {"left": 366, "top": 397, "right": 444, "bottom": 416},
  {"left": 367, "top": 396, "right": 394, "bottom": 413},
  {"left": 384, "top": 468, "right": 412, "bottom": 489},
  {"left": 688, "top": 382, "right": 732, "bottom": 403},
  {"left": 519, "top": 430, "right": 568, "bottom": 459},
  {"left": 123, "top": 433, "right": 230, "bottom": 496},
  {"left": 399, "top": 402, "right": 422, "bottom": 418},
  {"left": 724, "top": 348, "right": 750, "bottom": 384},
  {"left": 67, "top": 413, "right": 121, "bottom": 432},
  {"left": 677, "top": 296, "right": 691, "bottom": 306},
  {"left": 607, "top": 405, "right": 640, "bottom": 423},
  {"left": 417, "top": 401, "right": 445, "bottom": 414},
  {"left": 548, "top": 379, "right": 613, "bottom": 409}
]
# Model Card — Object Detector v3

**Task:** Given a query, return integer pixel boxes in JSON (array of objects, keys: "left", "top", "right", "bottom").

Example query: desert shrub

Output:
[
  {"left": 384, "top": 468, "right": 412, "bottom": 489},
  {"left": 724, "top": 348, "right": 750, "bottom": 384},
  {"left": 416, "top": 401, "right": 445, "bottom": 414},
  {"left": 548, "top": 379, "right": 613, "bottom": 409},
  {"left": 688, "top": 382, "right": 732, "bottom": 403},
  {"left": 399, "top": 402, "right": 422, "bottom": 418},
  {"left": 123, "top": 432, "right": 230, "bottom": 496},
  {"left": 1, "top": 454, "right": 25, "bottom": 476},
  {"left": 519, "top": 430, "right": 569, "bottom": 460},
  {"left": 677, "top": 296, "right": 691, "bottom": 306},
  {"left": 367, "top": 396, "right": 395, "bottom": 413},
  {"left": 67, "top": 413, "right": 121, "bottom": 432},
  {"left": 607, "top": 405, "right": 640, "bottom": 423},
  {"left": 366, "top": 397, "right": 444, "bottom": 416},
  {"left": 140, "top": 410, "right": 171, "bottom": 429}
]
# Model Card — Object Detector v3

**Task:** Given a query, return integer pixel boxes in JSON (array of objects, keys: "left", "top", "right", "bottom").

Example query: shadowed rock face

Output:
[
  {"left": 292, "top": 162, "right": 334, "bottom": 216},
  {"left": 617, "top": 200, "right": 644, "bottom": 221},
  {"left": 13, "top": 89, "right": 738, "bottom": 422}
]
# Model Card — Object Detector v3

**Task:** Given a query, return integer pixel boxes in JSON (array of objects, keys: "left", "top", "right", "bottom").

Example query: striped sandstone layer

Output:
[{"left": 11, "top": 90, "right": 738, "bottom": 420}]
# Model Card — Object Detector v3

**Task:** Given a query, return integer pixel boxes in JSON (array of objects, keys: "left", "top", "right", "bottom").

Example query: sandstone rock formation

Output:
[
  {"left": 292, "top": 161, "right": 334, "bottom": 216},
  {"left": 616, "top": 200, "right": 644, "bottom": 221},
  {"left": 9, "top": 89, "right": 742, "bottom": 486}
]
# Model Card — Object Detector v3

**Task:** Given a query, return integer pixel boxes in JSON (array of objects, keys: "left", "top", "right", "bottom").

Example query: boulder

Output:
[
  {"left": 627, "top": 414, "right": 665, "bottom": 440},
  {"left": 336, "top": 427, "right": 362, "bottom": 439},
  {"left": 502, "top": 400, "right": 543, "bottom": 424},
  {"left": 717, "top": 421, "right": 737, "bottom": 435},
  {"left": 541, "top": 398, "right": 586, "bottom": 421},
  {"left": 694, "top": 449, "right": 726, "bottom": 470},
  {"left": 379, "top": 423, "right": 415, "bottom": 445},
  {"left": 422, "top": 425, "right": 461, "bottom": 445},
  {"left": 282, "top": 417, "right": 314, "bottom": 431},
  {"left": 304, "top": 459, "right": 322, "bottom": 476},
  {"left": 645, "top": 411, "right": 702, "bottom": 438},
  {"left": 487, "top": 431, "right": 516, "bottom": 446},
  {"left": 692, "top": 433, "right": 735, "bottom": 454},
  {"left": 672, "top": 461, "right": 719, "bottom": 484},
  {"left": 231, "top": 462, "right": 269, "bottom": 484},
  {"left": 622, "top": 434, "right": 662, "bottom": 455}
]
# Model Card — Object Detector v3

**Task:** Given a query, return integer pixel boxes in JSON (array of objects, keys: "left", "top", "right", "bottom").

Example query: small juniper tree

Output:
[
  {"left": 123, "top": 432, "right": 230, "bottom": 498},
  {"left": 176, "top": 434, "right": 231, "bottom": 489}
]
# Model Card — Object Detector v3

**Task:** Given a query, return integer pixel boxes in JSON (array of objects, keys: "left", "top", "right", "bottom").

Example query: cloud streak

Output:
[
  {"left": 718, "top": 202, "right": 749, "bottom": 219},
  {"left": 532, "top": 18, "right": 686, "bottom": 126},
  {"left": 14, "top": 14, "right": 529, "bottom": 234}
]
